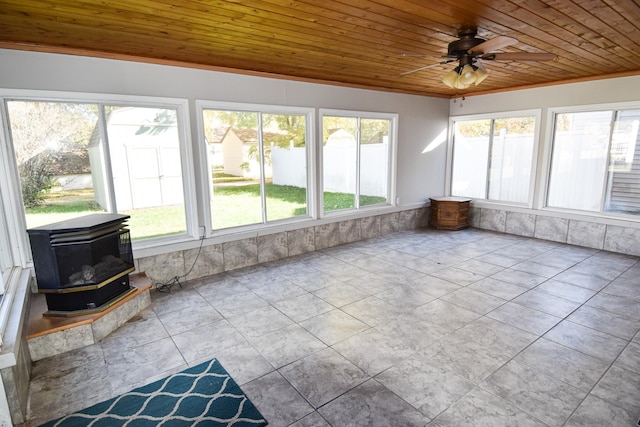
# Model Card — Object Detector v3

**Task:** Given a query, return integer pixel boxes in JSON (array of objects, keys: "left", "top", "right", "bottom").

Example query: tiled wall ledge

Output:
[
  {"left": 135, "top": 208, "right": 428, "bottom": 284},
  {"left": 469, "top": 205, "right": 640, "bottom": 256}
]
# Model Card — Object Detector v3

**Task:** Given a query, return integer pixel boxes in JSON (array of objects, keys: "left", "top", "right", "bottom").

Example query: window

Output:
[
  {"left": 0, "top": 112, "right": 19, "bottom": 347},
  {"left": 451, "top": 113, "right": 537, "bottom": 204},
  {"left": 548, "top": 108, "right": 640, "bottom": 215},
  {"left": 103, "top": 105, "right": 189, "bottom": 239},
  {"left": 0, "top": 196, "right": 17, "bottom": 346},
  {"left": 4, "top": 97, "right": 195, "bottom": 243},
  {"left": 7, "top": 101, "right": 107, "bottom": 228},
  {"left": 320, "top": 111, "right": 395, "bottom": 213},
  {"left": 0, "top": 201, "right": 11, "bottom": 297},
  {"left": 199, "top": 103, "right": 313, "bottom": 232},
  {"left": 606, "top": 110, "right": 640, "bottom": 214},
  {"left": 0, "top": 199, "right": 10, "bottom": 345}
]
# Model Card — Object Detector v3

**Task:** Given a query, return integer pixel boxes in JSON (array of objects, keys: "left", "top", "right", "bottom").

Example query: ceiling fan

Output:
[{"left": 400, "top": 28, "right": 557, "bottom": 89}]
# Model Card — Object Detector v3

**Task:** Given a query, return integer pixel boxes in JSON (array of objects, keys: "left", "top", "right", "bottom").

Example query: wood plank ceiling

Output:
[{"left": 0, "top": 0, "right": 639, "bottom": 98}]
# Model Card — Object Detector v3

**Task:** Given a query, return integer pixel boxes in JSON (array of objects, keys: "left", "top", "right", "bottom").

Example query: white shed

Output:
[{"left": 88, "top": 107, "right": 183, "bottom": 211}]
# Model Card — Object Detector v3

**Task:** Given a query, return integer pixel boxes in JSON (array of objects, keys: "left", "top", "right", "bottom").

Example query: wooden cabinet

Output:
[{"left": 429, "top": 197, "right": 471, "bottom": 230}]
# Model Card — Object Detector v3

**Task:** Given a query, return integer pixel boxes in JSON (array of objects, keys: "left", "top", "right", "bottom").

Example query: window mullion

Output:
[
  {"left": 257, "top": 113, "right": 267, "bottom": 224},
  {"left": 601, "top": 110, "right": 617, "bottom": 212},
  {"left": 0, "top": 274, "right": 5, "bottom": 296},
  {"left": 544, "top": 113, "right": 559, "bottom": 209},
  {"left": 355, "top": 117, "right": 361, "bottom": 209},
  {"left": 485, "top": 120, "right": 495, "bottom": 199},
  {"left": 98, "top": 104, "right": 118, "bottom": 213}
]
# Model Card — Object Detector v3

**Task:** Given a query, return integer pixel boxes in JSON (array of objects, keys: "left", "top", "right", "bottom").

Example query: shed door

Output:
[{"left": 127, "top": 146, "right": 183, "bottom": 208}]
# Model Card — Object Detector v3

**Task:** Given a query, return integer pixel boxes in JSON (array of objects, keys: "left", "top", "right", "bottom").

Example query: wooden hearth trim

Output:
[{"left": 26, "top": 272, "right": 151, "bottom": 339}]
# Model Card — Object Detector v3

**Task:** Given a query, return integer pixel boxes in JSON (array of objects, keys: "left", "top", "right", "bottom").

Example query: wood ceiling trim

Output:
[
  {"left": 0, "top": 15, "right": 410, "bottom": 77},
  {"left": 2, "top": 39, "right": 638, "bottom": 99},
  {"left": 0, "top": 41, "right": 441, "bottom": 97},
  {"left": 456, "top": 69, "right": 640, "bottom": 97},
  {"left": 0, "top": 27, "right": 437, "bottom": 91}
]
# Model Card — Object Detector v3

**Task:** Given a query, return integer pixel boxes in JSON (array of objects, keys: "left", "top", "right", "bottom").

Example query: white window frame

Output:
[
  {"left": 0, "top": 202, "right": 11, "bottom": 295},
  {"left": 196, "top": 100, "right": 316, "bottom": 236},
  {"left": 446, "top": 109, "right": 541, "bottom": 208},
  {"left": 0, "top": 97, "right": 29, "bottom": 348},
  {"left": 0, "top": 89, "right": 199, "bottom": 256},
  {"left": 542, "top": 101, "right": 640, "bottom": 219},
  {"left": 319, "top": 109, "right": 398, "bottom": 217},
  {"left": 0, "top": 205, "right": 13, "bottom": 346}
]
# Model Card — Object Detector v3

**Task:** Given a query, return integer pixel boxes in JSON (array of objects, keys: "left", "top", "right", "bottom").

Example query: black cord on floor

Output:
[{"left": 155, "top": 233, "right": 205, "bottom": 293}]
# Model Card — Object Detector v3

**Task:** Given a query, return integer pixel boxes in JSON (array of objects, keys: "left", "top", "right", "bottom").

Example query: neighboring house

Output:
[
  {"left": 219, "top": 128, "right": 252, "bottom": 177},
  {"left": 205, "top": 126, "right": 227, "bottom": 170},
  {"left": 48, "top": 151, "right": 92, "bottom": 191},
  {"left": 216, "top": 128, "right": 284, "bottom": 178}
]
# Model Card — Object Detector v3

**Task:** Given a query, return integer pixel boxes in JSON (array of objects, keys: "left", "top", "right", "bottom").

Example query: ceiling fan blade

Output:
[
  {"left": 398, "top": 53, "right": 450, "bottom": 58},
  {"left": 481, "top": 52, "right": 557, "bottom": 61},
  {"left": 400, "top": 60, "right": 456, "bottom": 76},
  {"left": 469, "top": 36, "right": 518, "bottom": 54}
]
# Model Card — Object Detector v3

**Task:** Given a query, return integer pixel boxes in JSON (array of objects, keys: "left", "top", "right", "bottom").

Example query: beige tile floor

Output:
[{"left": 21, "top": 228, "right": 640, "bottom": 426}]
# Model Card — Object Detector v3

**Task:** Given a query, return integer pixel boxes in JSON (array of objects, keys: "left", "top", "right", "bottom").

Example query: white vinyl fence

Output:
[
  {"left": 453, "top": 132, "right": 534, "bottom": 203},
  {"left": 272, "top": 142, "right": 389, "bottom": 197}
]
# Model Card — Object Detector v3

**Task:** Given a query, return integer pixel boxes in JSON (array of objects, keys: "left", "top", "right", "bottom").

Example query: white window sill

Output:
[{"left": 0, "top": 268, "right": 31, "bottom": 370}]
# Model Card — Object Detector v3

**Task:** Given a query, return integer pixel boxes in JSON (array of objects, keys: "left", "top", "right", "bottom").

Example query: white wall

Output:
[{"left": 0, "top": 49, "right": 450, "bottom": 208}]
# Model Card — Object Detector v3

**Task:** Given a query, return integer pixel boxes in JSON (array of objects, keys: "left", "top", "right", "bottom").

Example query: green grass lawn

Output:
[
  {"left": 25, "top": 184, "right": 387, "bottom": 239},
  {"left": 25, "top": 190, "right": 104, "bottom": 228},
  {"left": 25, "top": 202, "right": 186, "bottom": 241}
]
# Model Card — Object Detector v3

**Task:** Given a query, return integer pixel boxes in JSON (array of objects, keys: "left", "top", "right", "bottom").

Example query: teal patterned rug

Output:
[{"left": 40, "top": 359, "right": 268, "bottom": 427}]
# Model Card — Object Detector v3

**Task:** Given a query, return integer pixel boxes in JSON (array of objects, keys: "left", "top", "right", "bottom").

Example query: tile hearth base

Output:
[{"left": 26, "top": 273, "right": 152, "bottom": 361}]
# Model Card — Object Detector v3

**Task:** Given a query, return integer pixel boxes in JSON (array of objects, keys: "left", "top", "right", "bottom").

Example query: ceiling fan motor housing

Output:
[
  {"left": 447, "top": 29, "right": 485, "bottom": 56},
  {"left": 447, "top": 38, "right": 485, "bottom": 55}
]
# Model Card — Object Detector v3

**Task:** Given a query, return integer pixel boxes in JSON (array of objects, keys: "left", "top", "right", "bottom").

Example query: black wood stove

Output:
[{"left": 27, "top": 213, "right": 135, "bottom": 316}]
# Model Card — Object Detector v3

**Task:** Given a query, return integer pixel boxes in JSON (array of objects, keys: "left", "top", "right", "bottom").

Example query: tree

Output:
[
  {"left": 360, "top": 118, "right": 390, "bottom": 144},
  {"left": 133, "top": 108, "right": 177, "bottom": 136},
  {"left": 455, "top": 119, "right": 491, "bottom": 138},
  {"left": 322, "top": 116, "right": 390, "bottom": 144},
  {"left": 322, "top": 116, "right": 357, "bottom": 143},
  {"left": 19, "top": 154, "right": 54, "bottom": 208},
  {"left": 7, "top": 101, "right": 98, "bottom": 207},
  {"left": 456, "top": 116, "right": 536, "bottom": 138},
  {"left": 266, "top": 114, "right": 306, "bottom": 147}
]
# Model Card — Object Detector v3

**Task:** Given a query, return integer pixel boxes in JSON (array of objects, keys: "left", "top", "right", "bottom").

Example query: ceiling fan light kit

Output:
[{"left": 442, "top": 64, "right": 488, "bottom": 89}]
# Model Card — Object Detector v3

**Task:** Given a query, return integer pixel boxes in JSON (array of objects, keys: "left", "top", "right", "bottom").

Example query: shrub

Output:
[{"left": 19, "top": 154, "right": 54, "bottom": 208}]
